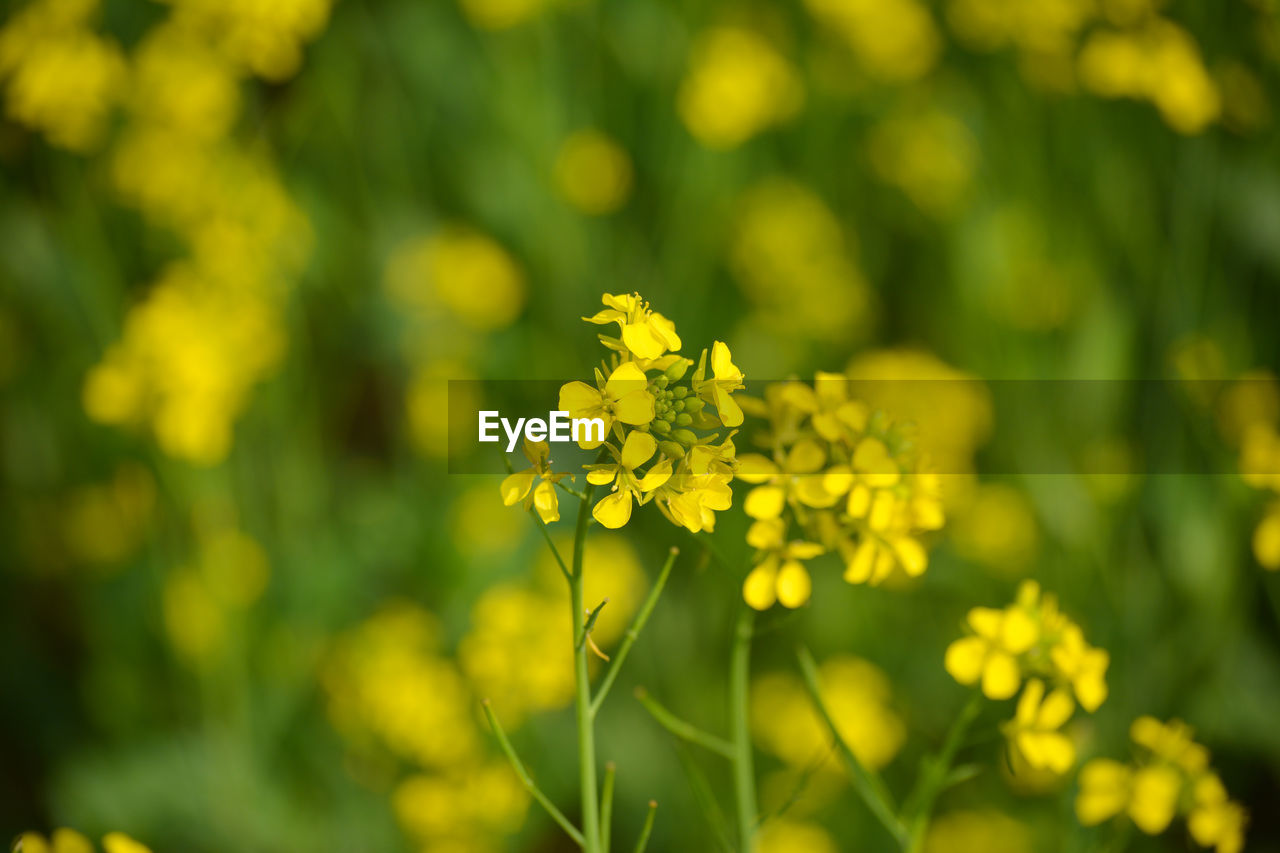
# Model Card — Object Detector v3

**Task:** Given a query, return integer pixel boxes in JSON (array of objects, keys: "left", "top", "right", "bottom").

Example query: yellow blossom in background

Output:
[
  {"left": 128, "top": 24, "right": 242, "bottom": 141},
  {"left": 14, "top": 830, "right": 153, "bottom": 853},
  {"left": 1253, "top": 502, "right": 1280, "bottom": 570},
  {"left": 804, "top": 0, "right": 940, "bottom": 83},
  {"left": 757, "top": 818, "right": 839, "bottom": 853},
  {"left": 460, "top": 535, "right": 648, "bottom": 723},
  {"left": 946, "top": 0, "right": 1095, "bottom": 89},
  {"left": 161, "top": 528, "right": 270, "bottom": 663},
  {"left": 868, "top": 108, "right": 978, "bottom": 217},
  {"left": 923, "top": 810, "right": 1033, "bottom": 853},
  {"left": 1078, "top": 19, "right": 1221, "bottom": 134},
  {"left": 393, "top": 761, "right": 528, "bottom": 850},
  {"left": 1004, "top": 678, "right": 1076, "bottom": 772},
  {"left": 323, "top": 603, "right": 480, "bottom": 768},
  {"left": 678, "top": 27, "right": 802, "bottom": 149},
  {"left": 458, "top": 0, "right": 550, "bottom": 30},
  {"left": 950, "top": 483, "right": 1039, "bottom": 575},
  {"left": 553, "top": 129, "right": 634, "bottom": 215},
  {"left": 385, "top": 228, "right": 527, "bottom": 332},
  {"left": 730, "top": 179, "right": 871, "bottom": 343},
  {"left": 945, "top": 603, "right": 1037, "bottom": 699},
  {"left": 751, "top": 655, "right": 905, "bottom": 773},
  {"left": 1076, "top": 717, "right": 1246, "bottom": 853},
  {"left": 166, "top": 0, "right": 333, "bottom": 81}
]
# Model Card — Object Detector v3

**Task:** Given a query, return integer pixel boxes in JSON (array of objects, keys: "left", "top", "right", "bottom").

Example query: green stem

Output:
[
  {"left": 591, "top": 547, "right": 680, "bottom": 717},
  {"left": 729, "top": 606, "right": 757, "bottom": 853},
  {"left": 601, "top": 762, "right": 616, "bottom": 853},
  {"left": 796, "top": 645, "right": 910, "bottom": 850},
  {"left": 482, "top": 700, "right": 585, "bottom": 847},
  {"left": 572, "top": 488, "right": 603, "bottom": 853},
  {"left": 635, "top": 687, "right": 735, "bottom": 759},
  {"left": 902, "top": 694, "right": 983, "bottom": 853},
  {"left": 633, "top": 801, "right": 658, "bottom": 853}
]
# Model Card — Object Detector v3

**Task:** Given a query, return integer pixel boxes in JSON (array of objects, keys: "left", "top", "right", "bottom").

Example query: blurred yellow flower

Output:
[
  {"left": 1253, "top": 502, "right": 1280, "bottom": 570},
  {"left": 923, "top": 810, "right": 1032, "bottom": 853},
  {"left": 393, "top": 761, "right": 528, "bottom": 848},
  {"left": 1004, "top": 678, "right": 1076, "bottom": 773},
  {"left": 14, "top": 830, "right": 152, "bottom": 853},
  {"left": 678, "top": 27, "right": 802, "bottom": 149},
  {"left": 61, "top": 464, "right": 155, "bottom": 568},
  {"left": 757, "top": 818, "right": 839, "bottom": 853},
  {"left": 868, "top": 108, "right": 978, "bottom": 216},
  {"left": 167, "top": 0, "right": 333, "bottom": 80},
  {"left": 945, "top": 604, "right": 1038, "bottom": 699},
  {"left": 950, "top": 484, "right": 1039, "bottom": 575},
  {"left": 751, "top": 655, "right": 905, "bottom": 772},
  {"left": 805, "top": 0, "right": 940, "bottom": 82},
  {"left": 458, "top": 0, "right": 549, "bottom": 30},
  {"left": 731, "top": 179, "right": 871, "bottom": 343},
  {"left": 1078, "top": 19, "right": 1220, "bottom": 134},
  {"left": 554, "top": 129, "right": 633, "bottom": 215},
  {"left": 386, "top": 228, "right": 527, "bottom": 331}
]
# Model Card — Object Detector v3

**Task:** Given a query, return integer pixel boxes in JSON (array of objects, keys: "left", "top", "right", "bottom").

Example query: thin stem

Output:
[
  {"left": 531, "top": 510, "right": 572, "bottom": 582},
  {"left": 482, "top": 700, "right": 585, "bottom": 848},
  {"left": 601, "top": 762, "right": 616, "bottom": 853},
  {"left": 632, "top": 801, "right": 658, "bottom": 853},
  {"left": 673, "top": 742, "right": 737, "bottom": 853},
  {"left": 796, "top": 645, "right": 910, "bottom": 850},
  {"left": 634, "top": 687, "right": 735, "bottom": 759},
  {"left": 902, "top": 693, "right": 983, "bottom": 853},
  {"left": 591, "top": 547, "right": 680, "bottom": 716},
  {"left": 572, "top": 488, "right": 603, "bottom": 853},
  {"left": 729, "top": 606, "right": 757, "bottom": 853}
]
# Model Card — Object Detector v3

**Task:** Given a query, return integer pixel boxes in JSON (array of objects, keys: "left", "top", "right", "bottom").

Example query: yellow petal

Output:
[
  {"left": 1076, "top": 759, "right": 1133, "bottom": 825},
  {"left": 1128, "top": 766, "right": 1182, "bottom": 835},
  {"left": 982, "top": 651, "right": 1022, "bottom": 700},
  {"left": 1253, "top": 507, "right": 1280, "bottom": 569},
  {"left": 867, "top": 490, "right": 896, "bottom": 531},
  {"left": 1001, "top": 607, "right": 1039, "bottom": 654},
  {"left": 1037, "top": 687, "right": 1076, "bottom": 729},
  {"left": 621, "top": 430, "right": 658, "bottom": 470},
  {"left": 776, "top": 560, "right": 812, "bottom": 608},
  {"left": 747, "top": 518, "right": 786, "bottom": 550},
  {"left": 638, "top": 457, "right": 672, "bottom": 492},
  {"left": 843, "top": 539, "right": 878, "bottom": 584},
  {"left": 787, "top": 541, "right": 825, "bottom": 560},
  {"left": 786, "top": 438, "right": 826, "bottom": 474},
  {"left": 846, "top": 483, "right": 872, "bottom": 517},
  {"left": 614, "top": 390, "right": 656, "bottom": 425},
  {"left": 743, "top": 563, "right": 778, "bottom": 610},
  {"left": 15, "top": 833, "right": 51, "bottom": 853},
  {"left": 649, "top": 312, "right": 682, "bottom": 351},
  {"left": 587, "top": 467, "right": 618, "bottom": 486},
  {"left": 967, "top": 607, "right": 1004, "bottom": 639},
  {"left": 623, "top": 323, "right": 666, "bottom": 359},
  {"left": 944, "top": 637, "right": 986, "bottom": 685},
  {"left": 744, "top": 485, "right": 787, "bottom": 520},
  {"left": 532, "top": 480, "right": 560, "bottom": 523},
  {"left": 1074, "top": 669, "right": 1108, "bottom": 713},
  {"left": 711, "top": 340, "right": 742, "bottom": 382},
  {"left": 592, "top": 490, "right": 634, "bottom": 528},
  {"left": 735, "top": 453, "right": 780, "bottom": 483},
  {"left": 853, "top": 437, "right": 900, "bottom": 488},
  {"left": 606, "top": 360, "right": 648, "bottom": 392},
  {"left": 500, "top": 469, "right": 536, "bottom": 506},
  {"left": 892, "top": 537, "right": 928, "bottom": 577},
  {"left": 51, "top": 829, "right": 92, "bottom": 853},
  {"left": 102, "top": 835, "right": 153, "bottom": 853},
  {"left": 714, "top": 385, "right": 744, "bottom": 427},
  {"left": 560, "top": 381, "right": 602, "bottom": 417},
  {"left": 583, "top": 308, "right": 626, "bottom": 325},
  {"left": 523, "top": 438, "right": 550, "bottom": 467}
]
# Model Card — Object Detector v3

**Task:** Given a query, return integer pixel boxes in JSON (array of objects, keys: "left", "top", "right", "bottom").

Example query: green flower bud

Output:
[
  {"left": 673, "top": 386, "right": 689, "bottom": 399},
  {"left": 659, "top": 440, "right": 685, "bottom": 459},
  {"left": 654, "top": 375, "right": 669, "bottom": 389},
  {"left": 675, "top": 413, "right": 693, "bottom": 427},
  {"left": 652, "top": 419, "right": 672, "bottom": 435},
  {"left": 683, "top": 398, "right": 704, "bottom": 415},
  {"left": 664, "top": 360, "right": 690, "bottom": 381},
  {"left": 672, "top": 400, "right": 686, "bottom": 412},
  {"left": 672, "top": 428, "right": 698, "bottom": 445}
]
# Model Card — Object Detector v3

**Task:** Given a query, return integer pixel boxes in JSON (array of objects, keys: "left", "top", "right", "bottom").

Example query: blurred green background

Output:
[{"left": 2, "top": 0, "right": 1280, "bottom": 850}]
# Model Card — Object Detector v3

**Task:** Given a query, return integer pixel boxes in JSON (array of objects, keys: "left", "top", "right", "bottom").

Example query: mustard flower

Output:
[
  {"left": 501, "top": 439, "right": 572, "bottom": 523},
  {"left": 583, "top": 292, "right": 681, "bottom": 362},
  {"left": 1003, "top": 678, "right": 1076, "bottom": 773},
  {"left": 1076, "top": 717, "right": 1246, "bottom": 853},
  {"left": 945, "top": 604, "right": 1038, "bottom": 699},
  {"left": 742, "top": 517, "right": 825, "bottom": 609},
  {"left": 586, "top": 431, "right": 672, "bottom": 529},
  {"left": 1050, "top": 623, "right": 1109, "bottom": 711},
  {"left": 559, "top": 361, "right": 656, "bottom": 448},
  {"left": 694, "top": 341, "right": 746, "bottom": 427}
]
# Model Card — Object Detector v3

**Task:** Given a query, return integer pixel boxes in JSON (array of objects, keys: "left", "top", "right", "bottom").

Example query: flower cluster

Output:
[
  {"left": 945, "top": 581, "right": 1109, "bottom": 774},
  {"left": 734, "top": 374, "right": 945, "bottom": 610},
  {"left": 1077, "top": 717, "right": 1246, "bottom": 853},
  {"left": 551, "top": 292, "right": 744, "bottom": 533}
]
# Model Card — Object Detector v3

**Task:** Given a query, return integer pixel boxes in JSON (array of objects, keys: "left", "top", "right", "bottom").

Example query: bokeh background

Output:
[{"left": 3, "top": 0, "right": 1280, "bottom": 850}]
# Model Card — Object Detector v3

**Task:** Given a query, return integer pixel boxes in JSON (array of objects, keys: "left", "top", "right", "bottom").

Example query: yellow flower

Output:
[
  {"left": 736, "top": 438, "right": 828, "bottom": 520},
  {"left": 101, "top": 835, "right": 152, "bottom": 853},
  {"left": 945, "top": 605, "right": 1037, "bottom": 699},
  {"left": 1076, "top": 759, "right": 1133, "bottom": 825},
  {"left": 583, "top": 292, "right": 682, "bottom": 362},
  {"left": 1050, "top": 623, "right": 1109, "bottom": 711},
  {"left": 923, "top": 810, "right": 1033, "bottom": 853},
  {"left": 386, "top": 227, "right": 527, "bottom": 331},
  {"left": 1188, "top": 774, "right": 1247, "bottom": 853},
  {"left": 677, "top": 26, "right": 802, "bottom": 149},
  {"left": 559, "top": 361, "right": 656, "bottom": 448},
  {"left": 13, "top": 829, "right": 152, "bottom": 853},
  {"left": 742, "top": 518, "right": 825, "bottom": 609},
  {"left": 553, "top": 129, "right": 633, "bottom": 215},
  {"left": 1128, "top": 764, "right": 1182, "bottom": 834},
  {"left": 757, "top": 818, "right": 839, "bottom": 853},
  {"left": 1253, "top": 502, "right": 1280, "bottom": 570},
  {"left": 695, "top": 341, "right": 745, "bottom": 427},
  {"left": 587, "top": 431, "right": 672, "bottom": 529},
  {"left": 1005, "top": 678, "right": 1076, "bottom": 773},
  {"left": 1130, "top": 716, "right": 1209, "bottom": 774},
  {"left": 805, "top": 0, "right": 940, "bottom": 82},
  {"left": 501, "top": 439, "right": 572, "bottom": 523}
]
